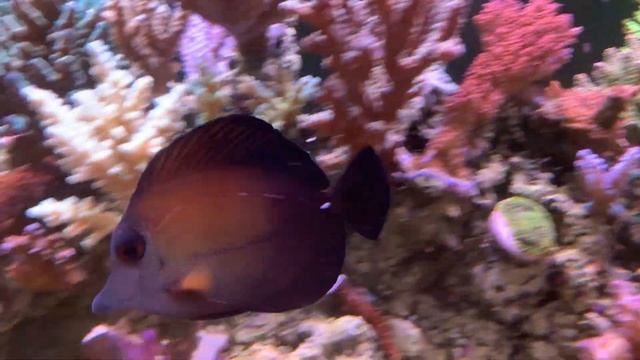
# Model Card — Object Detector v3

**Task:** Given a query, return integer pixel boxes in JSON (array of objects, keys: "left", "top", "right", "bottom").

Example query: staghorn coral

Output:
[
  {"left": 281, "top": 0, "right": 466, "bottom": 170},
  {"left": 396, "top": 0, "right": 581, "bottom": 193},
  {"left": 0, "top": 0, "right": 108, "bottom": 95},
  {"left": 21, "top": 39, "right": 189, "bottom": 245},
  {"left": 181, "top": 0, "right": 286, "bottom": 70},
  {"left": 102, "top": 0, "right": 188, "bottom": 94}
]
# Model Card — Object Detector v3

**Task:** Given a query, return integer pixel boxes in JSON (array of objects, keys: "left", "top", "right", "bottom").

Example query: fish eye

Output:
[{"left": 114, "top": 229, "right": 146, "bottom": 264}]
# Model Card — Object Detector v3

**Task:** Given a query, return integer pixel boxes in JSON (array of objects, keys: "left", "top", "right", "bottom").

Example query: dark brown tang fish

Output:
[{"left": 92, "top": 114, "right": 390, "bottom": 319}]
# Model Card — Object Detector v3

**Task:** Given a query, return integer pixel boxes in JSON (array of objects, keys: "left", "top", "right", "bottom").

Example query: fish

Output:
[{"left": 91, "top": 114, "right": 390, "bottom": 320}]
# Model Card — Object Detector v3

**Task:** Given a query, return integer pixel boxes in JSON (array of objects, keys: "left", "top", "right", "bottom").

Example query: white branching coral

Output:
[
  {"left": 23, "top": 40, "right": 189, "bottom": 208},
  {"left": 23, "top": 40, "right": 189, "bottom": 247},
  {"left": 26, "top": 197, "right": 120, "bottom": 249}
]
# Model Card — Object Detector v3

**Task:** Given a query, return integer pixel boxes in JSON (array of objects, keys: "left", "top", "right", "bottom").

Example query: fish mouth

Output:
[
  {"left": 91, "top": 270, "right": 139, "bottom": 315},
  {"left": 91, "top": 288, "right": 135, "bottom": 316}
]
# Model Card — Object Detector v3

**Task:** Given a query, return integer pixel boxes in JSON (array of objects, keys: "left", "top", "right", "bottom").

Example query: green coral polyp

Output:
[{"left": 489, "top": 196, "right": 558, "bottom": 261}]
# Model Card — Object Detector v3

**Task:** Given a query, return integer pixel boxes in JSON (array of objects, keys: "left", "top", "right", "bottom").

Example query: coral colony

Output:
[{"left": 3, "top": 0, "right": 640, "bottom": 358}]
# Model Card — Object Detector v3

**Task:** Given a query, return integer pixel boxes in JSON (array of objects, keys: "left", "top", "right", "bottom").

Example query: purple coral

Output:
[
  {"left": 577, "top": 279, "right": 640, "bottom": 359},
  {"left": 82, "top": 325, "right": 168, "bottom": 360},
  {"left": 574, "top": 147, "right": 640, "bottom": 216},
  {"left": 178, "top": 14, "right": 238, "bottom": 79}
]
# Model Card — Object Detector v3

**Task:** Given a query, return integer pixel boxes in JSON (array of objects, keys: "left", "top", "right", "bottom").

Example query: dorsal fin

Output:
[{"left": 133, "top": 114, "right": 329, "bottom": 197}]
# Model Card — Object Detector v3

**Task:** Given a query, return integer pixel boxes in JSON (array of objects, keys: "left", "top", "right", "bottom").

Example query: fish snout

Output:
[
  {"left": 91, "top": 292, "right": 112, "bottom": 315},
  {"left": 91, "top": 289, "right": 129, "bottom": 316}
]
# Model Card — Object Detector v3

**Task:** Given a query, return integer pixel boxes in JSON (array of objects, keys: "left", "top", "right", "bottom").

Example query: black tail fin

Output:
[{"left": 333, "top": 146, "right": 390, "bottom": 240}]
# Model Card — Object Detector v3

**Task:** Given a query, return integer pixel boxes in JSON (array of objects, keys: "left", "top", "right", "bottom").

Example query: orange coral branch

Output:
[{"left": 335, "top": 280, "right": 401, "bottom": 360}]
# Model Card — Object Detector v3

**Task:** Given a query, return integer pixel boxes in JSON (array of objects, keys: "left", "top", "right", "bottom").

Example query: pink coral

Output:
[
  {"left": 102, "top": 0, "right": 189, "bottom": 93},
  {"left": 539, "top": 81, "right": 639, "bottom": 157},
  {"left": 283, "top": 0, "right": 466, "bottom": 169},
  {"left": 178, "top": 14, "right": 237, "bottom": 79},
  {"left": 577, "top": 280, "right": 640, "bottom": 360},
  {"left": 1, "top": 224, "right": 86, "bottom": 292},
  {"left": 396, "top": 0, "right": 582, "bottom": 188},
  {"left": 180, "top": 0, "right": 284, "bottom": 69}
]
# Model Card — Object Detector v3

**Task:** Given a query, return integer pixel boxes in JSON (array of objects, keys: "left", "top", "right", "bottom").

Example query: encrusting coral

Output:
[
  {"left": 102, "top": 0, "right": 189, "bottom": 94},
  {"left": 21, "top": 39, "right": 189, "bottom": 246},
  {"left": 281, "top": 0, "right": 466, "bottom": 170}
]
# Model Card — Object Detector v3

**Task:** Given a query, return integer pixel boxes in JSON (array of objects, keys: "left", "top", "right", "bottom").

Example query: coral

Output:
[
  {"left": 577, "top": 279, "right": 640, "bottom": 359},
  {"left": 0, "top": 0, "right": 108, "bottom": 95},
  {"left": 592, "top": 35, "right": 640, "bottom": 87},
  {"left": 21, "top": 40, "right": 188, "bottom": 248},
  {"left": 178, "top": 13, "right": 237, "bottom": 80},
  {"left": 0, "top": 161, "right": 58, "bottom": 235},
  {"left": 591, "top": 34, "right": 640, "bottom": 145},
  {"left": 181, "top": 0, "right": 286, "bottom": 70},
  {"left": 22, "top": 40, "right": 188, "bottom": 209},
  {"left": 538, "top": 77, "right": 639, "bottom": 156},
  {"left": 26, "top": 197, "right": 120, "bottom": 249},
  {"left": 82, "top": 324, "right": 169, "bottom": 360},
  {"left": 230, "top": 313, "right": 381, "bottom": 359},
  {"left": 190, "top": 23, "right": 321, "bottom": 133},
  {"left": 0, "top": 224, "right": 86, "bottom": 292},
  {"left": 335, "top": 279, "right": 400, "bottom": 360},
  {"left": 190, "top": 327, "right": 230, "bottom": 360},
  {"left": 396, "top": 0, "right": 581, "bottom": 192},
  {"left": 624, "top": 0, "right": 640, "bottom": 39},
  {"left": 488, "top": 196, "right": 558, "bottom": 262},
  {"left": 574, "top": 147, "right": 640, "bottom": 218},
  {"left": 281, "top": 0, "right": 466, "bottom": 169},
  {"left": 102, "top": 0, "right": 189, "bottom": 93}
]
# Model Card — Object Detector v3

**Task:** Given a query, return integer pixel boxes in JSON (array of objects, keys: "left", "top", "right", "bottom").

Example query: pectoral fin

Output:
[{"left": 168, "top": 266, "right": 214, "bottom": 295}]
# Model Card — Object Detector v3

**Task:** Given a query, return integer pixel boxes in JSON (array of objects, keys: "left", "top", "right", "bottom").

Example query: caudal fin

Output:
[{"left": 333, "top": 146, "right": 390, "bottom": 240}]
